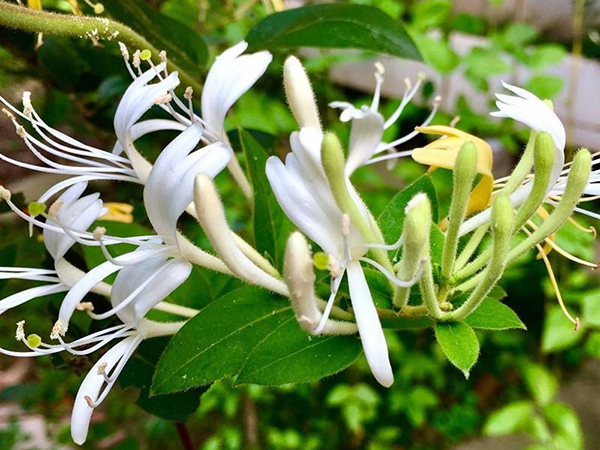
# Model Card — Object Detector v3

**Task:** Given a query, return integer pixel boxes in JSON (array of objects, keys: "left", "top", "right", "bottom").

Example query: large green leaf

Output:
[
  {"left": 465, "top": 298, "right": 526, "bottom": 330},
  {"left": 484, "top": 401, "right": 535, "bottom": 436},
  {"left": 434, "top": 322, "right": 479, "bottom": 378},
  {"left": 236, "top": 318, "right": 361, "bottom": 385},
  {"left": 152, "top": 287, "right": 361, "bottom": 393},
  {"left": 377, "top": 174, "right": 438, "bottom": 260},
  {"left": 239, "top": 129, "right": 293, "bottom": 269},
  {"left": 246, "top": 4, "right": 421, "bottom": 60},
  {"left": 119, "top": 338, "right": 206, "bottom": 421},
  {"left": 152, "top": 287, "right": 290, "bottom": 394},
  {"left": 103, "top": 0, "right": 207, "bottom": 73}
]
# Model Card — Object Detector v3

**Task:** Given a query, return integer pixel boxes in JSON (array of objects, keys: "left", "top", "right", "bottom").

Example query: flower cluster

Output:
[{"left": 0, "top": 41, "right": 598, "bottom": 446}]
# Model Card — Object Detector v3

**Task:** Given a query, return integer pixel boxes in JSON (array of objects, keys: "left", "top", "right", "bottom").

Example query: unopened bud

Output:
[{"left": 283, "top": 56, "right": 321, "bottom": 130}]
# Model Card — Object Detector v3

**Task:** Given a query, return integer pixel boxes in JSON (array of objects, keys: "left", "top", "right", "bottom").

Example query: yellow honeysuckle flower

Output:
[
  {"left": 101, "top": 202, "right": 134, "bottom": 224},
  {"left": 411, "top": 125, "right": 493, "bottom": 215}
]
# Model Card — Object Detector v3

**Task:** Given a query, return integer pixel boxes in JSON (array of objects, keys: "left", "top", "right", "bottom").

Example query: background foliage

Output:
[{"left": 0, "top": 0, "right": 599, "bottom": 449}]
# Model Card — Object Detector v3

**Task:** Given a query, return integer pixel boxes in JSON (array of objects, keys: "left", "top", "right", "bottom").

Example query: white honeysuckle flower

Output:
[
  {"left": 460, "top": 82, "right": 568, "bottom": 236},
  {"left": 54, "top": 123, "right": 231, "bottom": 336},
  {"left": 0, "top": 183, "right": 110, "bottom": 314},
  {"left": 266, "top": 130, "right": 394, "bottom": 387},
  {"left": 329, "top": 64, "right": 440, "bottom": 174},
  {"left": 201, "top": 41, "right": 273, "bottom": 143}
]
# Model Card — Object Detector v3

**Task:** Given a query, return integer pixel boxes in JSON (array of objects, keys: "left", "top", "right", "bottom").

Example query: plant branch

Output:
[{"left": 0, "top": 1, "right": 202, "bottom": 93}]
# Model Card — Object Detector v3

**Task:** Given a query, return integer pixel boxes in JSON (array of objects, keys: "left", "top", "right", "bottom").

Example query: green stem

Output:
[
  {"left": 453, "top": 224, "right": 489, "bottom": 272},
  {"left": 419, "top": 258, "right": 443, "bottom": 320},
  {"left": 449, "top": 196, "right": 513, "bottom": 321},
  {"left": 499, "top": 131, "right": 537, "bottom": 195},
  {"left": 0, "top": 1, "right": 202, "bottom": 93}
]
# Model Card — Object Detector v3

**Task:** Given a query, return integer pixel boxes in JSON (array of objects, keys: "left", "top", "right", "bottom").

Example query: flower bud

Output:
[
  {"left": 394, "top": 193, "right": 432, "bottom": 308},
  {"left": 283, "top": 56, "right": 321, "bottom": 130},
  {"left": 284, "top": 232, "right": 357, "bottom": 335}
]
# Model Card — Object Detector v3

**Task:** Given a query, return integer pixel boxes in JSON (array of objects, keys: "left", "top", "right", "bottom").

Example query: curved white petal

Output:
[
  {"left": 347, "top": 261, "right": 393, "bottom": 387},
  {"left": 201, "top": 42, "right": 272, "bottom": 142},
  {"left": 0, "top": 283, "right": 68, "bottom": 314},
  {"left": 71, "top": 335, "right": 141, "bottom": 445},
  {"left": 143, "top": 123, "right": 231, "bottom": 243},
  {"left": 345, "top": 111, "right": 385, "bottom": 175},
  {"left": 111, "top": 255, "right": 192, "bottom": 324}
]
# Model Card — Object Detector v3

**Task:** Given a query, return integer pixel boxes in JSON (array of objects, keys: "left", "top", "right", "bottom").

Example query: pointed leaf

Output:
[
  {"left": 434, "top": 322, "right": 479, "bottom": 377},
  {"left": 465, "top": 298, "right": 526, "bottom": 330},
  {"left": 236, "top": 318, "right": 361, "bottom": 385},
  {"left": 247, "top": 4, "right": 421, "bottom": 60},
  {"left": 152, "top": 287, "right": 291, "bottom": 394}
]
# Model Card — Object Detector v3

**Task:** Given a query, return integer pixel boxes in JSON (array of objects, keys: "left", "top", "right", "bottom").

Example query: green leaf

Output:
[
  {"left": 465, "top": 298, "right": 526, "bottom": 330},
  {"left": 499, "top": 23, "right": 539, "bottom": 49},
  {"left": 464, "top": 47, "right": 511, "bottom": 80},
  {"left": 246, "top": 4, "right": 421, "bottom": 60},
  {"left": 528, "top": 44, "right": 566, "bottom": 69},
  {"left": 416, "top": 35, "right": 459, "bottom": 74},
  {"left": 377, "top": 174, "right": 438, "bottom": 260},
  {"left": 411, "top": 0, "right": 451, "bottom": 32},
  {"left": 582, "top": 289, "right": 600, "bottom": 327},
  {"left": 239, "top": 129, "right": 293, "bottom": 268},
  {"left": 521, "top": 363, "right": 558, "bottom": 406},
  {"left": 152, "top": 287, "right": 291, "bottom": 394},
  {"left": 525, "top": 75, "right": 564, "bottom": 99},
  {"left": 236, "top": 318, "right": 361, "bottom": 385},
  {"left": 484, "top": 401, "right": 534, "bottom": 436},
  {"left": 103, "top": 0, "right": 208, "bottom": 73},
  {"left": 543, "top": 402, "right": 583, "bottom": 450},
  {"left": 434, "top": 322, "right": 479, "bottom": 377},
  {"left": 541, "top": 306, "right": 584, "bottom": 353},
  {"left": 119, "top": 338, "right": 206, "bottom": 421}
]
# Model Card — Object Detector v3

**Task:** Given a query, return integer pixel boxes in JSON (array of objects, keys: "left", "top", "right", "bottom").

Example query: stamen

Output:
[
  {"left": 76, "top": 302, "right": 95, "bottom": 312},
  {"left": 154, "top": 93, "right": 173, "bottom": 105},
  {"left": 22, "top": 91, "right": 33, "bottom": 118},
  {"left": 159, "top": 50, "right": 167, "bottom": 64},
  {"left": 450, "top": 115, "right": 461, "bottom": 127},
  {"left": 48, "top": 199, "right": 63, "bottom": 217},
  {"left": 118, "top": 42, "right": 129, "bottom": 61},
  {"left": 567, "top": 216, "right": 597, "bottom": 238},
  {"left": 50, "top": 320, "right": 65, "bottom": 340},
  {"left": 313, "top": 274, "right": 344, "bottom": 335},
  {"left": 370, "top": 61, "right": 385, "bottom": 112}
]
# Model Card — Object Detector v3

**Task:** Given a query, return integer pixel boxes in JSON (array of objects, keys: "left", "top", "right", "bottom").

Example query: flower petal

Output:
[{"left": 347, "top": 261, "right": 393, "bottom": 387}]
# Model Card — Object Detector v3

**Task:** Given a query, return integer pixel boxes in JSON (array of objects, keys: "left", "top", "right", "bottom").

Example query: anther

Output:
[
  {"left": 375, "top": 61, "right": 385, "bottom": 75},
  {"left": 50, "top": 320, "right": 65, "bottom": 340},
  {"left": 15, "top": 320, "right": 25, "bottom": 341},
  {"left": 118, "top": 42, "right": 129, "bottom": 60},
  {"left": 22, "top": 91, "right": 33, "bottom": 118},
  {"left": 97, "top": 362, "right": 107, "bottom": 375},
  {"left": 84, "top": 396, "right": 96, "bottom": 408},
  {"left": 184, "top": 86, "right": 193, "bottom": 100},
  {"left": 159, "top": 50, "right": 167, "bottom": 64},
  {"left": 404, "top": 77, "right": 412, "bottom": 91},
  {"left": 93, "top": 226, "right": 106, "bottom": 241},
  {"left": 76, "top": 302, "right": 95, "bottom": 312},
  {"left": 2, "top": 108, "right": 14, "bottom": 120},
  {"left": 154, "top": 93, "right": 172, "bottom": 105},
  {"left": 450, "top": 115, "right": 461, "bottom": 128},
  {"left": 15, "top": 125, "right": 25, "bottom": 138},
  {"left": 132, "top": 50, "right": 141, "bottom": 69},
  {"left": 0, "top": 186, "right": 11, "bottom": 201}
]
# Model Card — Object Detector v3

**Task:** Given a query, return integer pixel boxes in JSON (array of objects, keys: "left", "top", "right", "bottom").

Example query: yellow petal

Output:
[
  {"left": 27, "top": 0, "right": 42, "bottom": 10},
  {"left": 101, "top": 202, "right": 134, "bottom": 224},
  {"left": 467, "top": 176, "right": 494, "bottom": 215}
]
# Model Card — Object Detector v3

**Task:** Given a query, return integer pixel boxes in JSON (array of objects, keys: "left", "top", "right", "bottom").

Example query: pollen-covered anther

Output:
[
  {"left": 0, "top": 186, "right": 11, "bottom": 201},
  {"left": 15, "top": 124, "right": 25, "bottom": 138},
  {"left": 433, "top": 95, "right": 442, "bottom": 107},
  {"left": 450, "top": 115, "right": 461, "bottom": 127},
  {"left": 374, "top": 61, "right": 385, "bottom": 75},
  {"left": 84, "top": 396, "right": 96, "bottom": 408},
  {"left": 15, "top": 320, "right": 25, "bottom": 341},
  {"left": 154, "top": 93, "right": 172, "bottom": 105},
  {"left": 118, "top": 42, "right": 129, "bottom": 60},
  {"left": 132, "top": 50, "right": 141, "bottom": 69},
  {"left": 48, "top": 199, "right": 64, "bottom": 217},
  {"left": 184, "top": 86, "right": 193, "bottom": 100},
  {"left": 404, "top": 77, "right": 412, "bottom": 91},
  {"left": 76, "top": 302, "right": 95, "bottom": 312},
  {"left": 97, "top": 362, "right": 107, "bottom": 375},
  {"left": 22, "top": 91, "right": 33, "bottom": 117},
  {"left": 329, "top": 259, "right": 342, "bottom": 279},
  {"left": 575, "top": 317, "right": 581, "bottom": 332},
  {"left": 93, "top": 226, "right": 106, "bottom": 241},
  {"left": 50, "top": 320, "right": 65, "bottom": 340},
  {"left": 159, "top": 50, "right": 167, "bottom": 64},
  {"left": 2, "top": 107, "right": 15, "bottom": 120}
]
